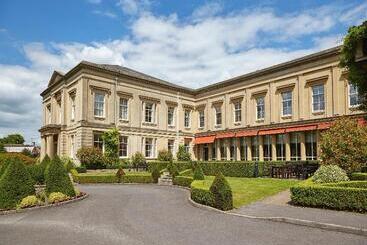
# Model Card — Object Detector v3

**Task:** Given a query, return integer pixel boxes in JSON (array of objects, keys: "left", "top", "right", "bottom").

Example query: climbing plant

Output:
[
  {"left": 340, "top": 21, "right": 367, "bottom": 111},
  {"left": 102, "top": 127, "right": 120, "bottom": 163}
]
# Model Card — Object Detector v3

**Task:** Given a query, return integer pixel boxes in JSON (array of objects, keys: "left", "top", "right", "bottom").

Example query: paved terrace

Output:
[{"left": 0, "top": 185, "right": 365, "bottom": 245}]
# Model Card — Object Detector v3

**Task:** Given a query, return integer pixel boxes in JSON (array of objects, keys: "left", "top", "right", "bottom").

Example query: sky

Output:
[{"left": 0, "top": 0, "right": 366, "bottom": 144}]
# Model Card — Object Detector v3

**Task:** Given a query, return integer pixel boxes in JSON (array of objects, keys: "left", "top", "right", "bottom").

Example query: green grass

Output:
[{"left": 192, "top": 176, "right": 299, "bottom": 208}]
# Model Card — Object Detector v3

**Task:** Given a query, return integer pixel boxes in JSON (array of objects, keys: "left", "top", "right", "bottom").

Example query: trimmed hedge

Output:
[
  {"left": 290, "top": 179, "right": 367, "bottom": 212},
  {"left": 191, "top": 187, "right": 215, "bottom": 207},
  {"left": 73, "top": 173, "right": 153, "bottom": 184},
  {"left": 193, "top": 164, "right": 205, "bottom": 180},
  {"left": 0, "top": 152, "right": 36, "bottom": 166},
  {"left": 27, "top": 155, "right": 50, "bottom": 185},
  {"left": 45, "top": 156, "right": 76, "bottom": 197},
  {"left": 350, "top": 172, "right": 367, "bottom": 181},
  {"left": 0, "top": 158, "right": 35, "bottom": 209},
  {"left": 209, "top": 173, "right": 233, "bottom": 211},
  {"left": 173, "top": 176, "right": 193, "bottom": 187},
  {"left": 147, "top": 161, "right": 193, "bottom": 172},
  {"left": 179, "top": 168, "right": 193, "bottom": 176}
]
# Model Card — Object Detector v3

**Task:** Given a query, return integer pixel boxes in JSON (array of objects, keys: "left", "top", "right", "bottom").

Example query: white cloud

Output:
[
  {"left": 117, "top": 0, "right": 151, "bottom": 16},
  {"left": 191, "top": 2, "right": 223, "bottom": 21},
  {"left": 92, "top": 10, "right": 118, "bottom": 19},
  {"left": 0, "top": 2, "right": 365, "bottom": 143}
]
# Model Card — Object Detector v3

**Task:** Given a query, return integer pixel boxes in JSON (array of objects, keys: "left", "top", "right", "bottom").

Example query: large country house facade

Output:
[{"left": 39, "top": 45, "right": 367, "bottom": 162}]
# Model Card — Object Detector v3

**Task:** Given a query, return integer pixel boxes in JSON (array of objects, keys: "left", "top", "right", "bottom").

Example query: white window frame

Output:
[
  {"left": 199, "top": 110, "right": 205, "bottom": 128},
  {"left": 348, "top": 83, "right": 361, "bottom": 108},
  {"left": 167, "top": 106, "right": 175, "bottom": 126},
  {"left": 93, "top": 133, "right": 104, "bottom": 152},
  {"left": 215, "top": 106, "right": 222, "bottom": 126},
  {"left": 312, "top": 84, "right": 325, "bottom": 113},
  {"left": 119, "top": 98, "right": 129, "bottom": 120},
  {"left": 281, "top": 91, "right": 292, "bottom": 116},
  {"left": 94, "top": 92, "right": 105, "bottom": 118},
  {"left": 144, "top": 138, "right": 155, "bottom": 158},
  {"left": 184, "top": 109, "right": 191, "bottom": 128},
  {"left": 144, "top": 102, "right": 155, "bottom": 123},
  {"left": 234, "top": 101, "right": 241, "bottom": 123},
  {"left": 119, "top": 136, "right": 128, "bottom": 158},
  {"left": 256, "top": 96, "right": 265, "bottom": 120}
]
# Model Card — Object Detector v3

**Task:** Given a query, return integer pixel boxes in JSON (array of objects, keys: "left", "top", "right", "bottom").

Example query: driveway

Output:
[{"left": 0, "top": 184, "right": 365, "bottom": 245}]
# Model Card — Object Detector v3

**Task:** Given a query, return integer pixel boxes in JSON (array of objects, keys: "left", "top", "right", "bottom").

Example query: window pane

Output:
[
  {"left": 256, "top": 97, "right": 265, "bottom": 119},
  {"left": 282, "top": 91, "right": 292, "bottom": 116},
  {"left": 119, "top": 136, "right": 128, "bottom": 157}
]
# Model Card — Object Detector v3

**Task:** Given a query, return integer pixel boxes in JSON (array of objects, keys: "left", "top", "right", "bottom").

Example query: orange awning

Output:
[
  {"left": 317, "top": 122, "right": 332, "bottom": 130},
  {"left": 194, "top": 136, "right": 215, "bottom": 144},
  {"left": 235, "top": 130, "right": 258, "bottom": 137},
  {"left": 285, "top": 125, "right": 317, "bottom": 133},
  {"left": 258, "top": 128, "right": 285, "bottom": 135},
  {"left": 216, "top": 132, "right": 236, "bottom": 139}
]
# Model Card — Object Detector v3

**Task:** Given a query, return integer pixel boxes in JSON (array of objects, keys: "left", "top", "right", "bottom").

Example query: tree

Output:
[
  {"left": 0, "top": 134, "right": 25, "bottom": 144},
  {"left": 0, "top": 143, "right": 5, "bottom": 153},
  {"left": 21, "top": 148, "right": 33, "bottom": 158},
  {"left": 131, "top": 152, "right": 146, "bottom": 169},
  {"left": 102, "top": 128, "right": 120, "bottom": 165},
  {"left": 209, "top": 173, "right": 233, "bottom": 211},
  {"left": 157, "top": 149, "right": 173, "bottom": 162},
  {"left": 340, "top": 21, "right": 367, "bottom": 112},
  {"left": 193, "top": 164, "right": 205, "bottom": 180},
  {"left": 0, "top": 158, "right": 35, "bottom": 209},
  {"left": 45, "top": 156, "right": 76, "bottom": 197},
  {"left": 176, "top": 145, "right": 191, "bottom": 161},
  {"left": 320, "top": 117, "right": 367, "bottom": 173}
]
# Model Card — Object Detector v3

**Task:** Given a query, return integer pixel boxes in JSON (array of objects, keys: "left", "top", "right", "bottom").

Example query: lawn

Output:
[{"left": 192, "top": 176, "right": 299, "bottom": 208}]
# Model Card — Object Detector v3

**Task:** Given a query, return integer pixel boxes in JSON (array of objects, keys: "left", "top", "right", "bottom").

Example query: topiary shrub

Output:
[
  {"left": 176, "top": 145, "right": 191, "bottom": 161},
  {"left": 0, "top": 152, "right": 36, "bottom": 166},
  {"left": 0, "top": 158, "right": 35, "bottom": 209},
  {"left": 209, "top": 173, "right": 233, "bottom": 211},
  {"left": 27, "top": 155, "right": 50, "bottom": 185},
  {"left": 116, "top": 167, "right": 125, "bottom": 183},
  {"left": 151, "top": 166, "right": 160, "bottom": 183},
  {"left": 167, "top": 162, "right": 179, "bottom": 178},
  {"left": 131, "top": 152, "right": 146, "bottom": 169},
  {"left": 48, "top": 192, "right": 70, "bottom": 204},
  {"left": 76, "top": 147, "right": 105, "bottom": 169},
  {"left": 17, "top": 195, "right": 39, "bottom": 209},
  {"left": 158, "top": 149, "right": 173, "bottom": 162},
  {"left": 193, "top": 164, "right": 204, "bottom": 180},
  {"left": 45, "top": 156, "right": 76, "bottom": 197},
  {"left": 60, "top": 155, "right": 75, "bottom": 172},
  {"left": 312, "top": 165, "right": 349, "bottom": 184}
]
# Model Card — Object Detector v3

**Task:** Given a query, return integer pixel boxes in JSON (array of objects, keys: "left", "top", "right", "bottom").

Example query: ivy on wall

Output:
[
  {"left": 340, "top": 21, "right": 367, "bottom": 111},
  {"left": 102, "top": 127, "right": 120, "bottom": 161}
]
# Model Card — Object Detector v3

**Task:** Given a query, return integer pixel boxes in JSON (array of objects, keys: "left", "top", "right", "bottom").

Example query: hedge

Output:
[
  {"left": 147, "top": 161, "right": 193, "bottom": 172},
  {"left": 179, "top": 168, "right": 193, "bottom": 176},
  {"left": 0, "top": 153, "right": 36, "bottom": 166},
  {"left": 190, "top": 186, "right": 215, "bottom": 208},
  {"left": 290, "top": 179, "right": 367, "bottom": 212},
  {"left": 350, "top": 172, "right": 367, "bottom": 181},
  {"left": 73, "top": 173, "right": 153, "bottom": 184},
  {"left": 173, "top": 176, "right": 193, "bottom": 187}
]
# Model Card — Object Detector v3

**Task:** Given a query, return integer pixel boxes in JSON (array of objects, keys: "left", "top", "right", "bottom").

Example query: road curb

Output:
[
  {"left": 187, "top": 192, "right": 367, "bottom": 237},
  {"left": 0, "top": 193, "right": 89, "bottom": 216}
]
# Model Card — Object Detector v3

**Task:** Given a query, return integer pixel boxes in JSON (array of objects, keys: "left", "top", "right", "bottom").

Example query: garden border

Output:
[{"left": 0, "top": 193, "right": 89, "bottom": 216}]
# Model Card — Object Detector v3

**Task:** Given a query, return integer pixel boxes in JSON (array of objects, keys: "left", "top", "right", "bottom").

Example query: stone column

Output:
[
  {"left": 208, "top": 144, "right": 213, "bottom": 161},
  {"left": 46, "top": 135, "right": 54, "bottom": 158},
  {"left": 216, "top": 140, "right": 221, "bottom": 160},
  {"left": 285, "top": 133, "right": 291, "bottom": 161},
  {"left": 246, "top": 137, "right": 252, "bottom": 161},
  {"left": 41, "top": 137, "right": 46, "bottom": 159},
  {"left": 271, "top": 135, "right": 277, "bottom": 161},
  {"left": 300, "top": 132, "right": 306, "bottom": 160},
  {"left": 258, "top": 135, "right": 264, "bottom": 161},
  {"left": 226, "top": 139, "right": 231, "bottom": 161},
  {"left": 235, "top": 138, "right": 241, "bottom": 161},
  {"left": 316, "top": 131, "right": 321, "bottom": 159}
]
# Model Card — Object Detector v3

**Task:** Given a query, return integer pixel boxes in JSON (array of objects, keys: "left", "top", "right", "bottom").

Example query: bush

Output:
[
  {"left": 75, "top": 165, "right": 87, "bottom": 173},
  {"left": 102, "top": 128, "right": 120, "bottom": 162},
  {"left": 167, "top": 162, "right": 179, "bottom": 178},
  {"left": 45, "top": 156, "right": 76, "bottom": 197},
  {"left": 147, "top": 161, "right": 193, "bottom": 172},
  {"left": 21, "top": 148, "right": 33, "bottom": 158},
  {"left": 291, "top": 179, "right": 367, "bottom": 212},
  {"left": 17, "top": 195, "right": 39, "bottom": 209},
  {"left": 173, "top": 176, "right": 193, "bottom": 187},
  {"left": 48, "top": 192, "right": 70, "bottom": 204},
  {"left": 312, "top": 165, "right": 349, "bottom": 184},
  {"left": 209, "top": 173, "right": 233, "bottom": 211},
  {"left": 76, "top": 147, "right": 105, "bottom": 169},
  {"left": 27, "top": 155, "right": 50, "bottom": 185},
  {"left": 350, "top": 172, "right": 367, "bottom": 180},
  {"left": 0, "top": 158, "right": 35, "bottom": 209},
  {"left": 176, "top": 145, "right": 191, "bottom": 161},
  {"left": 116, "top": 167, "right": 125, "bottom": 183},
  {"left": 179, "top": 168, "right": 193, "bottom": 176},
  {"left": 131, "top": 152, "right": 146, "bottom": 168},
  {"left": 73, "top": 173, "right": 153, "bottom": 184},
  {"left": 158, "top": 150, "right": 173, "bottom": 162},
  {"left": 0, "top": 152, "right": 36, "bottom": 166},
  {"left": 151, "top": 166, "right": 160, "bottom": 183},
  {"left": 193, "top": 164, "right": 204, "bottom": 180},
  {"left": 191, "top": 187, "right": 215, "bottom": 207},
  {"left": 320, "top": 117, "right": 367, "bottom": 173},
  {"left": 60, "top": 155, "right": 75, "bottom": 172}
]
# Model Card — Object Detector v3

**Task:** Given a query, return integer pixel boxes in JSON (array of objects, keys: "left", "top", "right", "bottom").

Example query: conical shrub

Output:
[
  {"left": 45, "top": 156, "right": 75, "bottom": 197},
  {"left": 27, "top": 154, "right": 50, "bottom": 185},
  {"left": 0, "top": 158, "right": 35, "bottom": 209},
  {"left": 209, "top": 172, "right": 233, "bottom": 211},
  {"left": 193, "top": 164, "right": 205, "bottom": 180}
]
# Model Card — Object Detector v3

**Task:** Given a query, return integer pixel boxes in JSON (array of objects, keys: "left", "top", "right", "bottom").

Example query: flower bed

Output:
[{"left": 290, "top": 179, "right": 367, "bottom": 212}]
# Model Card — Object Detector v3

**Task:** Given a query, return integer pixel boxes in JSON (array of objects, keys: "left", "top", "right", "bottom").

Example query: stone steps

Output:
[{"left": 158, "top": 172, "right": 173, "bottom": 185}]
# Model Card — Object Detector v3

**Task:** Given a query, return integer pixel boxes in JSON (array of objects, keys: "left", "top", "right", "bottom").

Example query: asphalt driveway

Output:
[{"left": 0, "top": 184, "right": 365, "bottom": 245}]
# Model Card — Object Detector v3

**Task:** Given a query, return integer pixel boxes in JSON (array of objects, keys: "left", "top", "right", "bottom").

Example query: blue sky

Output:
[{"left": 0, "top": 0, "right": 366, "bottom": 143}]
